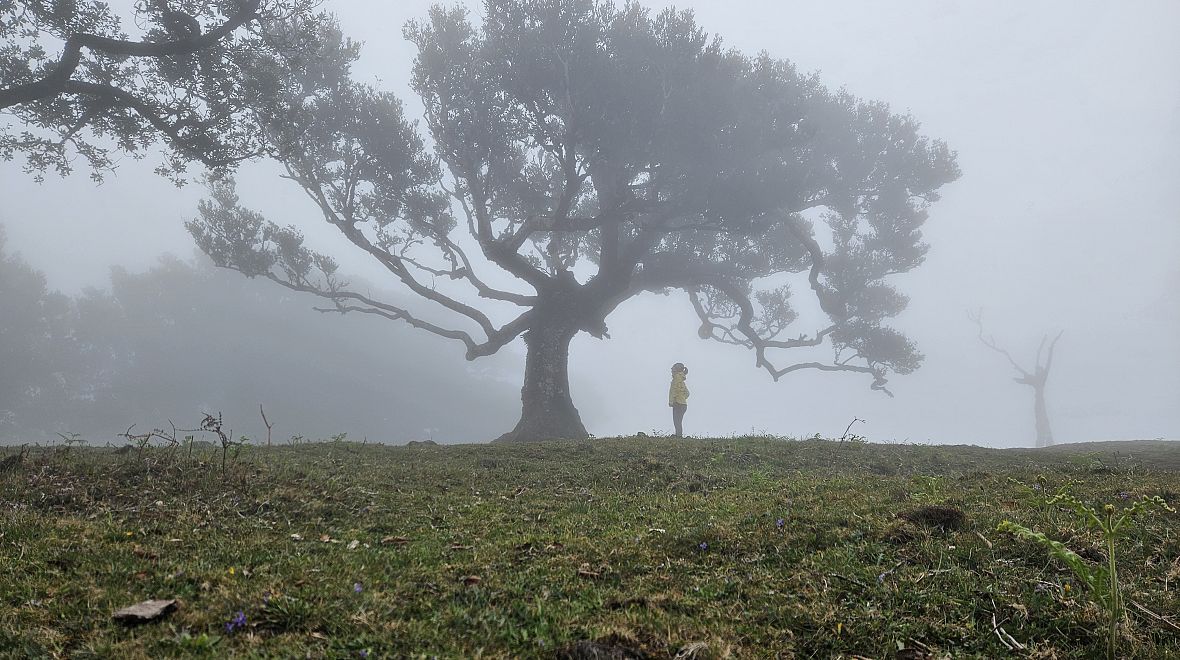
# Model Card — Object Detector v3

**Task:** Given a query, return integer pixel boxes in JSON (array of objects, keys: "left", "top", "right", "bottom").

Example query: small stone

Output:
[{"left": 112, "top": 599, "right": 177, "bottom": 624}]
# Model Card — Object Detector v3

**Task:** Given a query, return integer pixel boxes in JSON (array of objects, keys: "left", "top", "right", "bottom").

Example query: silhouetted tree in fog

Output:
[
  {"left": 189, "top": 0, "right": 960, "bottom": 442},
  {"left": 0, "top": 228, "right": 85, "bottom": 436},
  {"left": 69, "top": 256, "right": 518, "bottom": 441},
  {"left": 0, "top": 249, "right": 517, "bottom": 443},
  {"left": 969, "top": 309, "right": 1062, "bottom": 447}
]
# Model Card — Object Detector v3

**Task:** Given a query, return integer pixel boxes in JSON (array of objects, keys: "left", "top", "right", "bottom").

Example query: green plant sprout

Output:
[
  {"left": 998, "top": 490, "right": 1175, "bottom": 660},
  {"left": 909, "top": 475, "right": 945, "bottom": 503}
]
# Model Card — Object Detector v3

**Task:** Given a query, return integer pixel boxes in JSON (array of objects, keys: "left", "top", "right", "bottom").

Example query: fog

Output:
[{"left": 2, "top": 0, "right": 1177, "bottom": 446}]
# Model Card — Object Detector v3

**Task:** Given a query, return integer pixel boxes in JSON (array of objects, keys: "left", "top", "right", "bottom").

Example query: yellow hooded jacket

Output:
[{"left": 669, "top": 372, "right": 690, "bottom": 406}]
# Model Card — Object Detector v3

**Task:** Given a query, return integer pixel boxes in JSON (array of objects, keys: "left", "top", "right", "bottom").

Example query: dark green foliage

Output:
[{"left": 1, "top": 1, "right": 321, "bottom": 182}]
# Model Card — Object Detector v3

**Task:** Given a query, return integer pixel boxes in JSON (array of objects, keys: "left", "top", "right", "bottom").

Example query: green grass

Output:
[{"left": 1, "top": 437, "right": 1178, "bottom": 658}]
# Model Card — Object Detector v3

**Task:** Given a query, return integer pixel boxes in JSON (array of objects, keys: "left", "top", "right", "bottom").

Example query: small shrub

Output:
[
  {"left": 256, "top": 595, "right": 314, "bottom": 633},
  {"left": 998, "top": 490, "right": 1175, "bottom": 659}
]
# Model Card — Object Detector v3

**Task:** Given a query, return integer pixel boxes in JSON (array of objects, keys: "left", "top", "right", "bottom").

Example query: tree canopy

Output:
[
  {"left": 0, "top": 0, "right": 318, "bottom": 182},
  {"left": 186, "top": 0, "right": 959, "bottom": 441}
]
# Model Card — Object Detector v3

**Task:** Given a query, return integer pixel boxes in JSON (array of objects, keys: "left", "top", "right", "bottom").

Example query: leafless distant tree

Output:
[
  {"left": 969, "top": 309, "right": 1062, "bottom": 447},
  {"left": 260, "top": 404, "right": 273, "bottom": 448}
]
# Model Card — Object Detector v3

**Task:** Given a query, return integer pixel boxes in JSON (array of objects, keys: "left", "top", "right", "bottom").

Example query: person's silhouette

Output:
[{"left": 668, "top": 363, "right": 690, "bottom": 437}]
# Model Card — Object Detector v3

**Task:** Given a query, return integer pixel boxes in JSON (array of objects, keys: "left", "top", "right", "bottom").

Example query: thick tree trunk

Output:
[
  {"left": 494, "top": 321, "right": 588, "bottom": 443},
  {"left": 1033, "top": 385, "right": 1053, "bottom": 447}
]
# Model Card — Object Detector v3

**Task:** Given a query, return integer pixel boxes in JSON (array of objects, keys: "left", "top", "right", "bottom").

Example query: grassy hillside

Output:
[{"left": 1, "top": 437, "right": 1178, "bottom": 658}]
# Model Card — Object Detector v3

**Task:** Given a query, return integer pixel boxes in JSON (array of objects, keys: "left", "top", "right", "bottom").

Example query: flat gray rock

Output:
[{"left": 112, "top": 599, "right": 177, "bottom": 624}]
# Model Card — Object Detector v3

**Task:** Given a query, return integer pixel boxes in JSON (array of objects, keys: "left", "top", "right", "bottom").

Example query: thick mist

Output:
[
  {"left": 0, "top": 244, "right": 519, "bottom": 444},
  {"left": 2, "top": 0, "right": 1177, "bottom": 446}
]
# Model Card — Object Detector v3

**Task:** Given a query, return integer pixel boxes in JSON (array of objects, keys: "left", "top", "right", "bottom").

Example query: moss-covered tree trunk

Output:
[{"left": 495, "top": 319, "right": 588, "bottom": 443}]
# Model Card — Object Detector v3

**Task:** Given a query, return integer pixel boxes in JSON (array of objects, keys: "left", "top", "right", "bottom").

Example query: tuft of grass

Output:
[{"left": 0, "top": 438, "right": 1177, "bottom": 658}]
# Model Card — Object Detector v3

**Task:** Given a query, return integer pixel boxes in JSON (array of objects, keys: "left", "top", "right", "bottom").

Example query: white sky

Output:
[{"left": 2, "top": 0, "right": 1178, "bottom": 445}]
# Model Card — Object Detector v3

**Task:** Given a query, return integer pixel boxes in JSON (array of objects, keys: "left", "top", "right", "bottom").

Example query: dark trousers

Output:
[{"left": 671, "top": 403, "right": 687, "bottom": 437}]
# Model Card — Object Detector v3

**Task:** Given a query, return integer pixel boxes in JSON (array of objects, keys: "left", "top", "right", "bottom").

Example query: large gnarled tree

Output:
[{"left": 190, "top": 0, "right": 960, "bottom": 442}]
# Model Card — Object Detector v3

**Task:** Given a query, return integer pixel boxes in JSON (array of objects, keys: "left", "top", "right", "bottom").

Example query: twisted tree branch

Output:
[{"left": 0, "top": 0, "right": 262, "bottom": 110}]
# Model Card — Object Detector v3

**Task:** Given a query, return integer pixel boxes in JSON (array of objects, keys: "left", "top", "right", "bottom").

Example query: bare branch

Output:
[
  {"left": 688, "top": 280, "right": 892, "bottom": 395},
  {"left": 783, "top": 214, "right": 847, "bottom": 322},
  {"left": 967, "top": 308, "right": 1030, "bottom": 378},
  {"left": 263, "top": 272, "right": 530, "bottom": 360},
  {"left": 410, "top": 231, "right": 536, "bottom": 306},
  {"left": 765, "top": 361, "right": 891, "bottom": 395},
  {"left": 839, "top": 417, "right": 865, "bottom": 441},
  {"left": 283, "top": 163, "right": 510, "bottom": 335},
  {"left": 1043, "top": 330, "right": 1063, "bottom": 374},
  {"left": 264, "top": 273, "right": 472, "bottom": 353},
  {"left": 686, "top": 289, "right": 747, "bottom": 345},
  {"left": 762, "top": 326, "right": 836, "bottom": 350},
  {"left": 457, "top": 168, "right": 552, "bottom": 289}
]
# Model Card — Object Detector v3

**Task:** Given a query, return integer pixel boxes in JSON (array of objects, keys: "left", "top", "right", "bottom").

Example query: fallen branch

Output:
[
  {"left": 826, "top": 572, "right": 870, "bottom": 590},
  {"left": 1130, "top": 599, "right": 1180, "bottom": 634},
  {"left": 991, "top": 612, "right": 1026, "bottom": 651}
]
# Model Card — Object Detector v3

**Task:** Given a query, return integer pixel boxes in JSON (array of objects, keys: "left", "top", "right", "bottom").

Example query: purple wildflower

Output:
[
  {"left": 776, "top": 518, "right": 785, "bottom": 529},
  {"left": 1118, "top": 491, "right": 1131, "bottom": 500},
  {"left": 698, "top": 542, "right": 708, "bottom": 551},
  {"left": 225, "top": 610, "right": 247, "bottom": 633},
  {"left": 354, "top": 582, "right": 363, "bottom": 593},
  {"left": 359, "top": 651, "right": 369, "bottom": 658}
]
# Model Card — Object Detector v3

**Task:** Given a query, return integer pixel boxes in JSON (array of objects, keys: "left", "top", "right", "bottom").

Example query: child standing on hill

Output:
[{"left": 668, "top": 363, "right": 690, "bottom": 437}]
